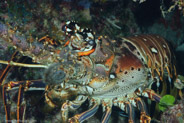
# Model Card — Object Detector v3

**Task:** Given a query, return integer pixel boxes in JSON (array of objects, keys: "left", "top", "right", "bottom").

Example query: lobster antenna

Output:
[{"left": 0, "top": 60, "right": 48, "bottom": 68}]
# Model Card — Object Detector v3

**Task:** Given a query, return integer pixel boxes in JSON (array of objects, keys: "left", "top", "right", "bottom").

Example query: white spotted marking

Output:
[
  {"left": 156, "top": 36, "right": 160, "bottom": 38},
  {"left": 119, "top": 103, "right": 125, "bottom": 110},
  {"left": 163, "top": 44, "right": 166, "bottom": 48},
  {"left": 75, "top": 24, "right": 80, "bottom": 30},
  {"left": 129, "top": 99, "right": 136, "bottom": 107},
  {"left": 66, "top": 21, "right": 70, "bottom": 25},
  {"left": 87, "top": 33, "right": 94, "bottom": 39},
  {"left": 156, "top": 81, "right": 160, "bottom": 88},
  {"left": 110, "top": 74, "right": 115, "bottom": 79},
  {"left": 136, "top": 87, "right": 142, "bottom": 96},
  {"left": 71, "top": 35, "right": 74, "bottom": 39},
  {"left": 66, "top": 28, "right": 72, "bottom": 32},
  {"left": 143, "top": 38, "right": 147, "bottom": 41},
  {"left": 60, "top": 83, "right": 64, "bottom": 88},
  {"left": 142, "top": 92, "right": 149, "bottom": 97},
  {"left": 151, "top": 47, "right": 158, "bottom": 53}
]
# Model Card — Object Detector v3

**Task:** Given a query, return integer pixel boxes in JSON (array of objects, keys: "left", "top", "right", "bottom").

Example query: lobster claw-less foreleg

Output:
[
  {"left": 68, "top": 98, "right": 99, "bottom": 123},
  {"left": 101, "top": 100, "right": 112, "bottom": 123},
  {"left": 3, "top": 82, "right": 26, "bottom": 123},
  {"left": 2, "top": 85, "right": 11, "bottom": 123},
  {"left": 0, "top": 51, "right": 19, "bottom": 86},
  {"left": 135, "top": 88, "right": 161, "bottom": 102},
  {"left": 101, "top": 106, "right": 112, "bottom": 123},
  {"left": 129, "top": 97, "right": 151, "bottom": 123},
  {"left": 17, "top": 84, "right": 26, "bottom": 123},
  {"left": 117, "top": 101, "right": 135, "bottom": 123},
  {"left": 125, "top": 102, "right": 135, "bottom": 123},
  {"left": 3, "top": 80, "right": 45, "bottom": 123},
  {"left": 61, "top": 95, "right": 88, "bottom": 122},
  {"left": 135, "top": 98, "right": 151, "bottom": 123},
  {"left": 142, "top": 89, "right": 161, "bottom": 102}
]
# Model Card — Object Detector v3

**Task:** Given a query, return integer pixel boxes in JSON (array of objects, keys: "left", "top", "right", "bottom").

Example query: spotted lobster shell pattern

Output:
[
  {"left": 0, "top": 21, "right": 180, "bottom": 123},
  {"left": 121, "top": 34, "right": 176, "bottom": 81}
]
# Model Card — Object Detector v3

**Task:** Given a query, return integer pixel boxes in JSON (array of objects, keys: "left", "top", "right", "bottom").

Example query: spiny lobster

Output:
[{"left": 0, "top": 21, "right": 183, "bottom": 123}]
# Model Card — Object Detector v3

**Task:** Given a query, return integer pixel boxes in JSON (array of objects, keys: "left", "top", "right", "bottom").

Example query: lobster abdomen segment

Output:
[{"left": 122, "top": 34, "right": 176, "bottom": 80}]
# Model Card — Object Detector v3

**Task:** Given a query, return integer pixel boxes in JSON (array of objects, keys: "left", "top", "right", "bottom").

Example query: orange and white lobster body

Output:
[
  {"left": 56, "top": 34, "right": 177, "bottom": 123},
  {"left": 70, "top": 34, "right": 176, "bottom": 96},
  {"left": 0, "top": 21, "right": 181, "bottom": 123}
]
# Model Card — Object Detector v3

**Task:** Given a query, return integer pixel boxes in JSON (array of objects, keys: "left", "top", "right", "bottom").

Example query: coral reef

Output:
[
  {"left": 161, "top": 99, "right": 184, "bottom": 123},
  {"left": 160, "top": 0, "right": 184, "bottom": 16}
]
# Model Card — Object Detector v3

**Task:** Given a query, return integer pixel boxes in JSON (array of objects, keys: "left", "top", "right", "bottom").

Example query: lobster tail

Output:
[{"left": 122, "top": 34, "right": 176, "bottom": 81}]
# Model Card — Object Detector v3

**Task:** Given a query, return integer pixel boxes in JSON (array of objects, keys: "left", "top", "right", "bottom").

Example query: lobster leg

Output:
[
  {"left": 61, "top": 96, "right": 88, "bottom": 122},
  {"left": 101, "top": 100, "right": 112, "bottom": 123},
  {"left": 142, "top": 89, "right": 161, "bottom": 102},
  {"left": 3, "top": 80, "right": 45, "bottom": 122},
  {"left": 1, "top": 51, "right": 34, "bottom": 123},
  {"left": 125, "top": 102, "right": 135, "bottom": 123},
  {"left": 45, "top": 85, "right": 57, "bottom": 108},
  {"left": 0, "top": 51, "right": 19, "bottom": 86},
  {"left": 68, "top": 99, "right": 99, "bottom": 123},
  {"left": 0, "top": 64, "right": 13, "bottom": 86},
  {"left": 17, "top": 80, "right": 45, "bottom": 122},
  {"left": 2, "top": 85, "right": 11, "bottom": 123},
  {"left": 5, "top": 80, "right": 45, "bottom": 91},
  {"left": 17, "top": 84, "right": 26, "bottom": 123},
  {"left": 135, "top": 98, "right": 151, "bottom": 123},
  {"left": 101, "top": 106, "right": 112, "bottom": 123},
  {"left": 118, "top": 101, "right": 135, "bottom": 123},
  {"left": 135, "top": 88, "right": 161, "bottom": 102}
]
